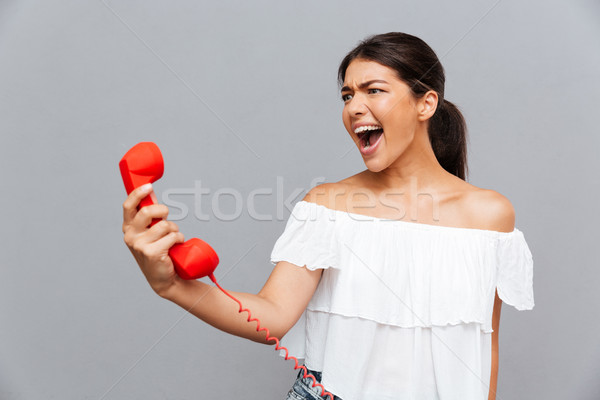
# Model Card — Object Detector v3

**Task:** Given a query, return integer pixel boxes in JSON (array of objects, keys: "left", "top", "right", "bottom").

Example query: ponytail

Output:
[{"left": 428, "top": 99, "right": 469, "bottom": 180}]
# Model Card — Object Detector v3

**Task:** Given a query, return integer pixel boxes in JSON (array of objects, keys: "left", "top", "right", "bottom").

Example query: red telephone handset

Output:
[
  {"left": 118, "top": 142, "right": 334, "bottom": 400},
  {"left": 119, "top": 142, "right": 219, "bottom": 280}
]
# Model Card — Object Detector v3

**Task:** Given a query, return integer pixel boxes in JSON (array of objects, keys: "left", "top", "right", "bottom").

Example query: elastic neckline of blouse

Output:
[{"left": 298, "top": 200, "right": 519, "bottom": 236}]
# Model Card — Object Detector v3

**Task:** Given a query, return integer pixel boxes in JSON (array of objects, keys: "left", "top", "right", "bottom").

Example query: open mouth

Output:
[{"left": 358, "top": 128, "right": 384, "bottom": 149}]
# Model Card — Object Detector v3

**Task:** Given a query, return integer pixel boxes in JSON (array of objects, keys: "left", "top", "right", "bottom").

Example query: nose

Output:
[{"left": 346, "top": 93, "right": 368, "bottom": 117}]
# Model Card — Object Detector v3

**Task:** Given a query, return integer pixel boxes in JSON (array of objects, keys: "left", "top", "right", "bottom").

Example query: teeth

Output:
[{"left": 354, "top": 125, "right": 382, "bottom": 134}]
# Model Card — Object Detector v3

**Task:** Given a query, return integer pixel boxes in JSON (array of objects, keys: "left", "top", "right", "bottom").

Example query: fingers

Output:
[
  {"left": 140, "top": 220, "right": 183, "bottom": 245},
  {"left": 122, "top": 183, "right": 154, "bottom": 228},
  {"left": 130, "top": 204, "right": 169, "bottom": 230},
  {"left": 124, "top": 218, "right": 182, "bottom": 251},
  {"left": 147, "top": 231, "right": 186, "bottom": 256},
  {"left": 133, "top": 230, "right": 185, "bottom": 262},
  {"left": 121, "top": 184, "right": 183, "bottom": 264}
]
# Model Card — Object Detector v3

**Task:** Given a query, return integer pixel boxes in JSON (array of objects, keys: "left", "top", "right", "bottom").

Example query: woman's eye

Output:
[
  {"left": 341, "top": 94, "right": 352, "bottom": 102},
  {"left": 368, "top": 88, "right": 382, "bottom": 94}
]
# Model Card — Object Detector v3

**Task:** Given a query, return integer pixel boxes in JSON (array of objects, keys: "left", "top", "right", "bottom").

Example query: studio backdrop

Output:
[{"left": 0, "top": 0, "right": 598, "bottom": 399}]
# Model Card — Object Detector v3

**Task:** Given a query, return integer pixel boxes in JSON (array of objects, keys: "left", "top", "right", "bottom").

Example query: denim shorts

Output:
[{"left": 284, "top": 367, "right": 343, "bottom": 400}]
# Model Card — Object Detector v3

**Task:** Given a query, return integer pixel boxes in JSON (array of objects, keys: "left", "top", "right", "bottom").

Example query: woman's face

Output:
[{"left": 341, "top": 58, "right": 432, "bottom": 172}]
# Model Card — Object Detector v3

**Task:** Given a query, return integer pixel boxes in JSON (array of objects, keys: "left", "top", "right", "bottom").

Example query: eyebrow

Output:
[{"left": 341, "top": 79, "right": 389, "bottom": 93}]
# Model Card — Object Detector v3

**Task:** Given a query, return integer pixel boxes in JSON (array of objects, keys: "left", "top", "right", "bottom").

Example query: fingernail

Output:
[{"left": 140, "top": 183, "right": 152, "bottom": 193}]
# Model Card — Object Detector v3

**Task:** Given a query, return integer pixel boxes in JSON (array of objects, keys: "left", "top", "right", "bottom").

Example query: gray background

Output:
[{"left": 0, "top": 0, "right": 598, "bottom": 399}]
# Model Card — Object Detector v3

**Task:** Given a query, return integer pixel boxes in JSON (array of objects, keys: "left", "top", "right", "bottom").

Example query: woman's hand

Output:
[{"left": 122, "top": 183, "right": 186, "bottom": 297}]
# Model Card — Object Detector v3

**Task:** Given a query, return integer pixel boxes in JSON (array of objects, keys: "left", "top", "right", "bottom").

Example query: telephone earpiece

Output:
[{"left": 119, "top": 142, "right": 219, "bottom": 280}]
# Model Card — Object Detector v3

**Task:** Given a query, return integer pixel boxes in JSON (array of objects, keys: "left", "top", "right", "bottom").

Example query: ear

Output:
[{"left": 416, "top": 90, "right": 438, "bottom": 121}]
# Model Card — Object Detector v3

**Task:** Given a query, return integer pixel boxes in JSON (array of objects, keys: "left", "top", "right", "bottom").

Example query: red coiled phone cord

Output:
[{"left": 209, "top": 273, "right": 335, "bottom": 400}]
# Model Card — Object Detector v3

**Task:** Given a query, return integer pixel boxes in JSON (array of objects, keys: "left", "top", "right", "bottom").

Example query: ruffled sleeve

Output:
[
  {"left": 270, "top": 201, "right": 339, "bottom": 270},
  {"left": 496, "top": 228, "right": 535, "bottom": 310}
]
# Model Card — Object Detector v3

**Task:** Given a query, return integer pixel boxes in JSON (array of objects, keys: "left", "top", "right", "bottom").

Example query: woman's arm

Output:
[
  {"left": 122, "top": 183, "right": 322, "bottom": 345},
  {"left": 160, "top": 261, "right": 322, "bottom": 344},
  {"left": 488, "top": 289, "right": 502, "bottom": 400},
  {"left": 467, "top": 189, "right": 512, "bottom": 400}
]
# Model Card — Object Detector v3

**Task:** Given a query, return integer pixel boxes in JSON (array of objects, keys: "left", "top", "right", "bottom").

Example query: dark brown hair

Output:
[{"left": 338, "top": 32, "right": 469, "bottom": 180}]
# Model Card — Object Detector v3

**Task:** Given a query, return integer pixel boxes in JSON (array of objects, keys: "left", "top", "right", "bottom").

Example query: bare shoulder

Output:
[
  {"left": 304, "top": 170, "right": 375, "bottom": 209},
  {"left": 464, "top": 188, "right": 516, "bottom": 232},
  {"left": 301, "top": 182, "right": 350, "bottom": 208}
]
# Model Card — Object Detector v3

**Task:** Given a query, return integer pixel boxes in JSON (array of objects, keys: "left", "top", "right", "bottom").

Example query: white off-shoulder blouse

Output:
[{"left": 270, "top": 200, "right": 535, "bottom": 400}]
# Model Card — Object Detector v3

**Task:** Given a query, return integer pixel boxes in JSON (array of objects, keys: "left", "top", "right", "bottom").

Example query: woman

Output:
[{"left": 121, "top": 32, "right": 534, "bottom": 400}]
